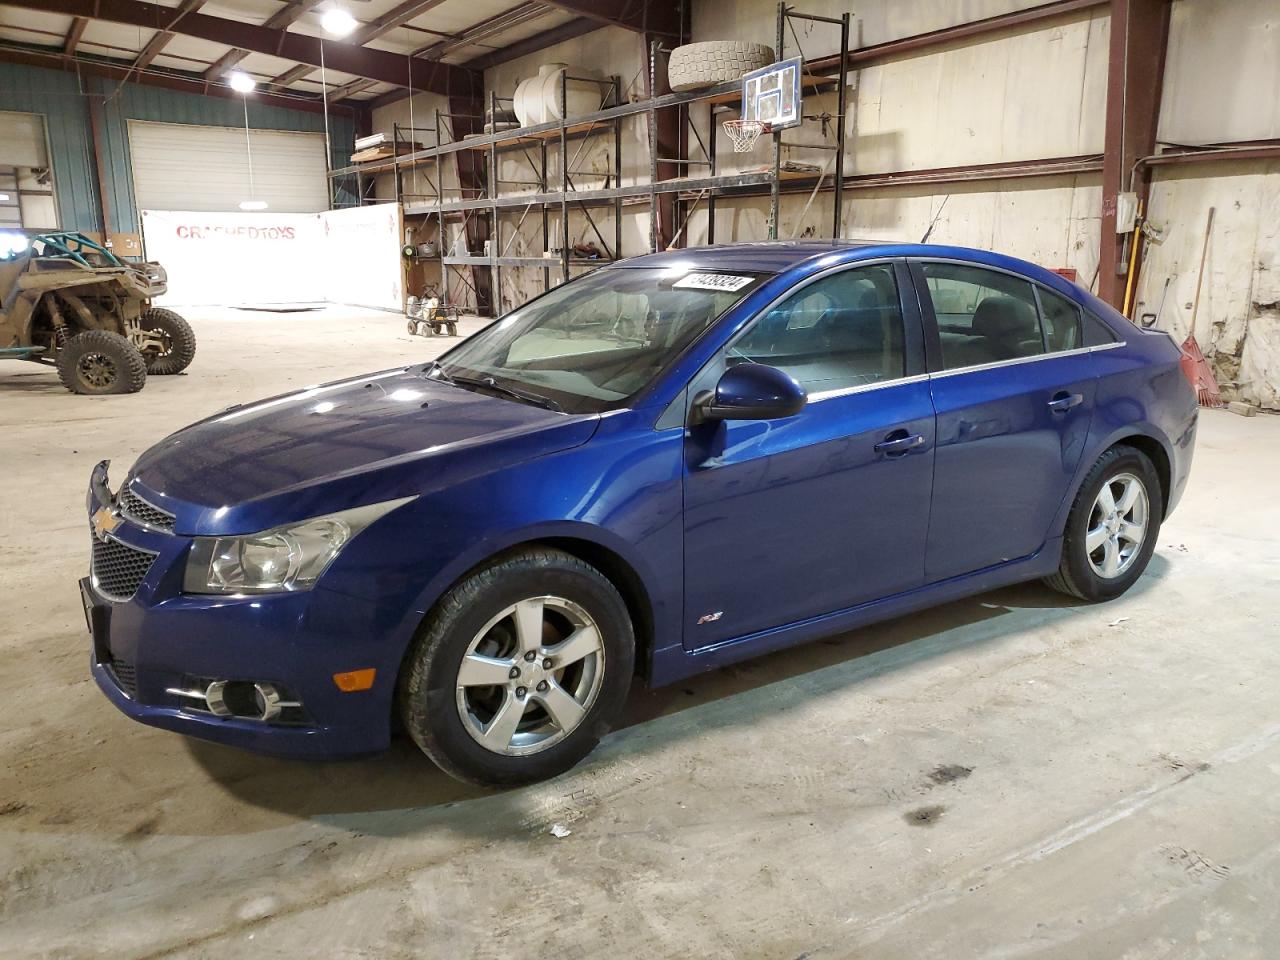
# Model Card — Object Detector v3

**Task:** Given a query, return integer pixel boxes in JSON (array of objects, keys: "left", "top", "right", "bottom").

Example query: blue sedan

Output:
[{"left": 82, "top": 241, "right": 1197, "bottom": 784}]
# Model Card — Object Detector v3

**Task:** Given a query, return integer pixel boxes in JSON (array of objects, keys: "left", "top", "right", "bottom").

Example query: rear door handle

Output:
[
  {"left": 1047, "top": 392, "right": 1084, "bottom": 413},
  {"left": 874, "top": 432, "right": 924, "bottom": 457}
]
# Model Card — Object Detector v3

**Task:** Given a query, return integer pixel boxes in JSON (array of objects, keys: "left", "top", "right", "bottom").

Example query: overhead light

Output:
[
  {"left": 0, "top": 193, "right": 9, "bottom": 202},
  {"left": 321, "top": 7, "right": 358, "bottom": 37},
  {"left": 0, "top": 232, "right": 28, "bottom": 259},
  {"left": 239, "top": 200, "right": 269, "bottom": 211},
  {"left": 227, "top": 71, "right": 256, "bottom": 93}
]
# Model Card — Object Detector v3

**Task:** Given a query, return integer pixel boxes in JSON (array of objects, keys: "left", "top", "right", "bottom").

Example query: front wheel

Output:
[
  {"left": 1044, "top": 445, "right": 1162, "bottom": 601},
  {"left": 398, "top": 548, "right": 635, "bottom": 786},
  {"left": 55, "top": 330, "right": 147, "bottom": 395},
  {"left": 138, "top": 307, "right": 196, "bottom": 375}
]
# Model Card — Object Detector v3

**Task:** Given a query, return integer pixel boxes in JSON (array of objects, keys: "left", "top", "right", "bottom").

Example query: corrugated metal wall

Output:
[
  {"left": 0, "top": 63, "right": 355, "bottom": 236},
  {"left": 0, "top": 62, "right": 99, "bottom": 234}
]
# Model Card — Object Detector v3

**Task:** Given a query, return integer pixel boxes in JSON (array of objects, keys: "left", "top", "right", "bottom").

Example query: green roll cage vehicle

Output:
[{"left": 0, "top": 232, "right": 196, "bottom": 395}]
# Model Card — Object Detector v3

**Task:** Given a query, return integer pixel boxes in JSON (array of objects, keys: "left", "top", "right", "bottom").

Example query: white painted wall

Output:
[
  {"left": 1159, "top": 0, "right": 1280, "bottom": 145},
  {"left": 1134, "top": 160, "right": 1280, "bottom": 410}
]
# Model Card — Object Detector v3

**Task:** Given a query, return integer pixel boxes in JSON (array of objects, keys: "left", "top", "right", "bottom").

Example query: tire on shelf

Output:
[
  {"left": 138, "top": 307, "right": 197, "bottom": 375},
  {"left": 666, "top": 41, "right": 776, "bottom": 93},
  {"left": 56, "top": 329, "right": 148, "bottom": 395}
]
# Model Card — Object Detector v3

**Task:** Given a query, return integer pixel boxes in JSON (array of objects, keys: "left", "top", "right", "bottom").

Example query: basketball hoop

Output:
[{"left": 723, "top": 118, "right": 770, "bottom": 152}]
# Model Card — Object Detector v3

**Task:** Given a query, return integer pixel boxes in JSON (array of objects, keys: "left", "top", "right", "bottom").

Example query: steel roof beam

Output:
[
  {"left": 266, "top": 0, "right": 452, "bottom": 91},
  {"left": 203, "top": 0, "right": 326, "bottom": 82},
  {"left": 540, "top": 0, "right": 680, "bottom": 38},
  {"left": 0, "top": 0, "right": 480, "bottom": 94}
]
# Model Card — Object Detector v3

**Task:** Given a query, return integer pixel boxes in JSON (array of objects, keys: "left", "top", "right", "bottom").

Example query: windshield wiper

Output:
[{"left": 448, "top": 373, "right": 563, "bottom": 412}]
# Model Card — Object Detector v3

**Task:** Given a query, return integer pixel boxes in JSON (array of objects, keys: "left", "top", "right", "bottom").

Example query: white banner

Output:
[
  {"left": 318, "top": 204, "right": 403, "bottom": 312},
  {"left": 141, "top": 206, "right": 404, "bottom": 311},
  {"left": 141, "top": 210, "right": 321, "bottom": 306}
]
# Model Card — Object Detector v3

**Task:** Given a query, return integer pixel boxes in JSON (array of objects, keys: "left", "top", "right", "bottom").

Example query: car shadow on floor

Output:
[{"left": 186, "top": 554, "right": 1171, "bottom": 829}]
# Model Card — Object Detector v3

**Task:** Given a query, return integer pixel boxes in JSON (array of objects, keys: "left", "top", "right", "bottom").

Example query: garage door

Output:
[{"left": 128, "top": 119, "right": 328, "bottom": 214}]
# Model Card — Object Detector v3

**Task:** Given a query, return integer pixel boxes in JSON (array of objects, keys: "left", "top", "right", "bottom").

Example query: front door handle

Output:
[
  {"left": 874, "top": 431, "right": 924, "bottom": 457},
  {"left": 1047, "top": 392, "right": 1084, "bottom": 413}
]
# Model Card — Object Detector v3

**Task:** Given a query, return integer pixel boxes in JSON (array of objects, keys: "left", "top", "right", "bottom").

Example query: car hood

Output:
[{"left": 126, "top": 366, "right": 599, "bottom": 535}]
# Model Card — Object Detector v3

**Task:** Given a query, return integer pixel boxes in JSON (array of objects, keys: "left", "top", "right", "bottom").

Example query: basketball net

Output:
[{"left": 723, "top": 119, "right": 771, "bottom": 152}]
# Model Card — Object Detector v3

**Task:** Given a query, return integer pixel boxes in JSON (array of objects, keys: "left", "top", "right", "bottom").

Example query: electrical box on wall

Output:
[{"left": 1115, "top": 192, "right": 1139, "bottom": 233}]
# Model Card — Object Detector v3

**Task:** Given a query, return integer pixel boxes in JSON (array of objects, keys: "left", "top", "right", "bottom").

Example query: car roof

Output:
[
  {"left": 608, "top": 240, "right": 1097, "bottom": 308},
  {"left": 610, "top": 240, "right": 893, "bottom": 274}
]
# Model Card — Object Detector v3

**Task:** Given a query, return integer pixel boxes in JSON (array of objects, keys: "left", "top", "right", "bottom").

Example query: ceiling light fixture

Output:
[
  {"left": 227, "top": 70, "right": 256, "bottom": 93},
  {"left": 238, "top": 200, "right": 268, "bottom": 211},
  {"left": 321, "top": 7, "right": 358, "bottom": 37}
]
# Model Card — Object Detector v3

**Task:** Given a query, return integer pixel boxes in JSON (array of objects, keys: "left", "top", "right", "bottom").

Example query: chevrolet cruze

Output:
[{"left": 82, "top": 241, "right": 1197, "bottom": 785}]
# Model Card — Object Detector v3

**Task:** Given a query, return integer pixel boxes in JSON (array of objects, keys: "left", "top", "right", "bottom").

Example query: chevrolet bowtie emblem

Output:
[{"left": 93, "top": 505, "right": 122, "bottom": 540}]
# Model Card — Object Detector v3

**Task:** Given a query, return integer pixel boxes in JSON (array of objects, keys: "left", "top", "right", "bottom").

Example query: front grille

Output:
[
  {"left": 90, "top": 529, "right": 157, "bottom": 602},
  {"left": 118, "top": 487, "right": 175, "bottom": 532},
  {"left": 106, "top": 655, "right": 137, "bottom": 697}
]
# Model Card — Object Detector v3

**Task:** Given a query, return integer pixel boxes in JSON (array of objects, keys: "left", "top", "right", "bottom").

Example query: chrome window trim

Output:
[
  {"left": 927, "top": 340, "right": 1127, "bottom": 380},
  {"left": 808, "top": 372, "right": 930, "bottom": 403}
]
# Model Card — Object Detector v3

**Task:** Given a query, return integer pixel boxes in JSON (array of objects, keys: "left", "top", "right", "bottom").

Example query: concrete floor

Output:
[{"left": 2, "top": 306, "right": 1278, "bottom": 959}]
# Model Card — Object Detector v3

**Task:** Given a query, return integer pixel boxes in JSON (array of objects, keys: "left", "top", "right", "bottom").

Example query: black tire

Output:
[
  {"left": 398, "top": 547, "right": 635, "bottom": 786},
  {"left": 1043, "top": 444, "right": 1163, "bottom": 601},
  {"left": 666, "top": 41, "right": 776, "bottom": 92},
  {"left": 55, "top": 330, "right": 147, "bottom": 395},
  {"left": 138, "top": 307, "right": 196, "bottom": 375}
]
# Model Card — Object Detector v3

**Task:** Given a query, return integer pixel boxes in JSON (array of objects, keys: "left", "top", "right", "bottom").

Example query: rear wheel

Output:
[
  {"left": 137, "top": 307, "right": 196, "bottom": 375},
  {"left": 1044, "top": 445, "right": 1162, "bottom": 601},
  {"left": 398, "top": 547, "right": 635, "bottom": 786},
  {"left": 55, "top": 330, "right": 147, "bottom": 395}
]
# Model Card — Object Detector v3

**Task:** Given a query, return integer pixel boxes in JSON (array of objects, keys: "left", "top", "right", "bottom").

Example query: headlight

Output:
[{"left": 183, "top": 497, "right": 415, "bottom": 595}]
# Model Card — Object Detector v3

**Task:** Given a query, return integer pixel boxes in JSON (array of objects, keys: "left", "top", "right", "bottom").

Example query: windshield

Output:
[{"left": 434, "top": 267, "right": 764, "bottom": 414}]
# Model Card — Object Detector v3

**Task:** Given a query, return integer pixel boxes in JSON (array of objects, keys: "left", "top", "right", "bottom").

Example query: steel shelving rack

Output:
[{"left": 327, "top": 4, "right": 851, "bottom": 317}]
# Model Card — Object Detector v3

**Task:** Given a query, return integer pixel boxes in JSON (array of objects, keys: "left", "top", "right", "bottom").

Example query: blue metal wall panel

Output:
[
  {"left": 0, "top": 62, "right": 100, "bottom": 233},
  {"left": 0, "top": 63, "right": 355, "bottom": 235}
]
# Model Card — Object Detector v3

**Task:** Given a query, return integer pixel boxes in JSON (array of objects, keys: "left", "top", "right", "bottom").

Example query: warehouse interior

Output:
[{"left": 1, "top": 0, "right": 1278, "bottom": 956}]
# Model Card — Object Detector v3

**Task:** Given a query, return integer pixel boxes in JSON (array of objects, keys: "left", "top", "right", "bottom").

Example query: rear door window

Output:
[
  {"left": 919, "top": 262, "right": 1044, "bottom": 370},
  {"left": 1036, "top": 286, "right": 1082, "bottom": 352}
]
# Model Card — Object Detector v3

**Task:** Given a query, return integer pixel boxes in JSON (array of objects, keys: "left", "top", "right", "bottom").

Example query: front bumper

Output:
[{"left": 84, "top": 462, "right": 403, "bottom": 759}]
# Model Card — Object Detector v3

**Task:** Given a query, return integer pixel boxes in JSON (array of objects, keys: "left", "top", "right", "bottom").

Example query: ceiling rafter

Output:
[
  {"left": 416, "top": 1, "right": 547, "bottom": 61},
  {"left": 540, "top": 0, "right": 680, "bottom": 37},
  {"left": 132, "top": 0, "right": 204, "bottom": 72},
  {"left": 0, "top": 42, "right": 357, "bottom": 117},
  {"left": 330, "top": 76, "right": 379, "bottom": 102},
  {"left": 265, "top": 0, "right": 450, "bottom": 89},
  {"left": 63, "top": 17, "right": 88, "bottom": 54},
  {"left": 462, "top": 16, "right": 599, "bottom": 71},
  {"left": 203, "top": 0, "right": 326, "bottom": 82},
  {"left": 0, "top": 0, "right": 480, "bottom": 94}
]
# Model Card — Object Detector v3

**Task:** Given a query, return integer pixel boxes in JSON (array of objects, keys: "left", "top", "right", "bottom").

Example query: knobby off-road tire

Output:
[
  {"left": 398, "top": 547, "right": 635, "bottom": 786},
  {"left": 138, "top": 307, "right": 197, "bottom": 375},
  {"left": 667, "top": 41, "right": 776, "bottom": 92},
  {"left": 1043, "top": 444, "right": 1163, "bottom": 602},
  {"left": 56, "top": 330, "right": 147, "bottom": 395}
]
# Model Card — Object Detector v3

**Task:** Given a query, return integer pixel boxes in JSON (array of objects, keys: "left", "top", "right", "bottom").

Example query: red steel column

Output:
[{"left": 1098, "top": 0, "right": 1171, "bottom": 307}]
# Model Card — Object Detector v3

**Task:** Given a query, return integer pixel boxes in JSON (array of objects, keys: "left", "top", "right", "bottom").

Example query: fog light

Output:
[{"left": 253, "top": 682, "right": 283, "bottom": 721}]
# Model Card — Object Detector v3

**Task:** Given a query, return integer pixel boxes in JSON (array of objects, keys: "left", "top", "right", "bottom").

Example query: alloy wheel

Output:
[
  {"left": 455, "top": 596, "right": 605, "bottom": 756},
  {"left": 77, "top": 352, "right": 118, "bottom": 390},
  {"left": 1086, "top": 472, "right": 1149, "bottom": 579}
]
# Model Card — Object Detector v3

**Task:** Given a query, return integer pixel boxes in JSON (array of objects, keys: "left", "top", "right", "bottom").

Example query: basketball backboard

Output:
[{"left": 740, "top": 56, "right": 803, "bottom": 130}]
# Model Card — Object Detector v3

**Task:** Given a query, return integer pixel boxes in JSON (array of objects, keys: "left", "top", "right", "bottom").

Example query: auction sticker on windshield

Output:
[{"left": 672, "top": 273, "right": 755, "bottom": 292}]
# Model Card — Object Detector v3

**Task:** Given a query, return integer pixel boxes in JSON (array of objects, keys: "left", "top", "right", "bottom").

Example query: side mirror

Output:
[{"left": 692, "top": 363, "right": 807, "bottom": 424}]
